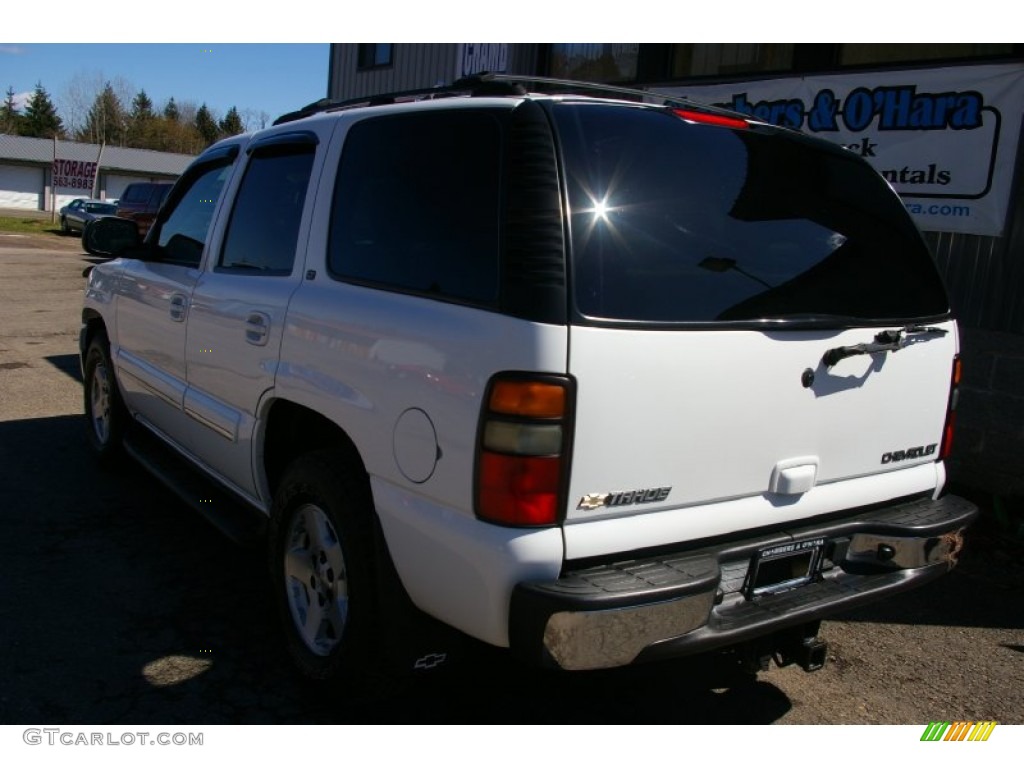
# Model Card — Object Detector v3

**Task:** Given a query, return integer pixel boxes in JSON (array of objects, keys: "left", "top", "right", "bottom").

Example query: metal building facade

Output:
[{"left": 328, "top": 44, "right": 540, "bottom": 102}]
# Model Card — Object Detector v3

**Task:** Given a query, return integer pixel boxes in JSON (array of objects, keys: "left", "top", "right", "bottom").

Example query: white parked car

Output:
[{"left": 80, "top": 75, "right": 977, "bottom": 683}]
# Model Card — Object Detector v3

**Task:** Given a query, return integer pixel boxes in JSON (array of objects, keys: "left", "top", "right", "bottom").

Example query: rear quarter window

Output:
[{"left": 327, "top": 109, "right": 503, "bottom": 307}]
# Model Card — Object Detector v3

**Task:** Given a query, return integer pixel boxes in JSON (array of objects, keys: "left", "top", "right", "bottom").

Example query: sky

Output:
[
  {"left": 0, "top": 4, "right": 1000, "bottom": 136},
  {"left": 1, "top": 44, "right": 329, "bottom": 132}
]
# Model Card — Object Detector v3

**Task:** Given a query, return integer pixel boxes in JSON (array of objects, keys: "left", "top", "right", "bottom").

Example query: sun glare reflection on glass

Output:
[{"left": 585, "top": 194, "right": 616, "bottom": 224}]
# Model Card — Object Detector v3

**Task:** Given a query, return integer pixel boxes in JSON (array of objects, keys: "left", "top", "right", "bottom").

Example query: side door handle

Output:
[
  {"left": 169, "top": 293, "right": 188, "bottom": 322},
  {"left": 245, "top": 312, "right": 271, "bottom": 346}
]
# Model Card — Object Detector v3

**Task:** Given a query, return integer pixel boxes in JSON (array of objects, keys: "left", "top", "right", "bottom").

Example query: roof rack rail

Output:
[
  {"left": 272, "top": 75, "right": 526, "bottom": 125},
  {"left": 272, "top": 72, "right": 737, "bottom": 126}
]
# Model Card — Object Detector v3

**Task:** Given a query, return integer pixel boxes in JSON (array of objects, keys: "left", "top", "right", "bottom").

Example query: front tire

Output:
[
  {"left": 83, "top": 332, "right": 127, "bottom": 463},
  {"left": 269, "top": 451, "right": 378, "bottom": 682},
  {"left": 60, "top": 216, "right": 69, "bottom": 234}
]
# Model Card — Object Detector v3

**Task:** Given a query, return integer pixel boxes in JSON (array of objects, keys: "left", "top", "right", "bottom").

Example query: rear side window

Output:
[
  {"left": 553, "top": 103, "right": 950, "bottom": 325},
  {"left": 218, "top": 144, "right": 315, "bottom": 275},
  {"left": 328, "top": 110, "right": 503, "bottom": 306}
]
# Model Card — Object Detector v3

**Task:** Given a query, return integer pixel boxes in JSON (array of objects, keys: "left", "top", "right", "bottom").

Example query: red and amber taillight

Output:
[
  {"left": 474, "top": 374, "right": 574, "bottom": 527},
  {"left": 940, "top": 355, "right": 962, "bottom": 461}
]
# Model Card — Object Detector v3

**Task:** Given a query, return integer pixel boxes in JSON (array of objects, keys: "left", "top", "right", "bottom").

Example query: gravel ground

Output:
[{"left": 0, "top": 233, "right": 1021, "bottom": 726}]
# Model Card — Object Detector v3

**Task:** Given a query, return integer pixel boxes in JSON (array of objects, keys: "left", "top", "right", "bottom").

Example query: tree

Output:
[
  {"left": 81, "top": 82, "right": 127, "bottom": 146},
  {"left": 1, "top": 86, "right": 21, "bottom": 135},
  {"left": 21, "top": 82, "right": 64, "bottom": 138},
  {"left": 218, "top": 106, "right": 244, "bottom": 138},
  {"left": 240, "top": 108, "right": 270, "bottom": 133},
  {"left": 163, "top": 97, "right": 179, "bottom": 122},
  {"left": 128, "top": 89, "right": 156, "bottom": 148},
  {"left": 131, "top": 89, "right": 154, "bottom": 122},
  {"left": 194, "top": 103, "right": 219, "bottom": 147},
  {"left": 60, "top": 71, "right": 135, "bottom": 139}
]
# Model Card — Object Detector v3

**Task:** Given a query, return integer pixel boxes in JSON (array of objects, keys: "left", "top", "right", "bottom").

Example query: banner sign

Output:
[
  {"left": 455, "top": 44, "right": 508, "bottom": 80},
  {"left": 52, "top": 158, "right": 98, "bottom": 192},
  {"left": 658, "top": 64, "right": 1024, "bottom": 236}
]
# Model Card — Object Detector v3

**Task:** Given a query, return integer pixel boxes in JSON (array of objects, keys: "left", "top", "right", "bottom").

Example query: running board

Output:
[{"left": 124, "top": 425, "right": 267, "bottom": 548}]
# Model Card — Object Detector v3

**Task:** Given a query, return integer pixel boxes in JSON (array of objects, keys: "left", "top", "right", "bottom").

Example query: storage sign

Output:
[
  {"left": 52, "top": 159, "right": 98, "bottom": 192},
  {"left": 658, "top": 64, "right": 1024, "bottom": 237}
]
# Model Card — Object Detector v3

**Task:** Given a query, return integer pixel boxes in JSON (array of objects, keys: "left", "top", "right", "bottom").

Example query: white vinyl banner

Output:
[{"left": 659, "top": 64, "right": 1024, "bottom": 236}]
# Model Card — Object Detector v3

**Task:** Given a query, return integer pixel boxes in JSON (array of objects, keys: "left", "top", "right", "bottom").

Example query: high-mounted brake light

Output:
[
  {"left": 475, "top": 374, "right": 574, "bottom": 527},
  {"left": 940, "top": 355, "right": 962, "bottom": 461},
  {"left": 672, "top": 109, "right": 749, "bottom": 130}
]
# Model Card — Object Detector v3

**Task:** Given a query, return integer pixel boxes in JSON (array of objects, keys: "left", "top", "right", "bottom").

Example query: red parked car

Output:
[{"left": 115, "top": 181, "right": 173, "bottom": 238}]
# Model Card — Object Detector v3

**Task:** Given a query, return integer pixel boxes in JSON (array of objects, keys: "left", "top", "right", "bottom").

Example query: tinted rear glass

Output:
[{"left": 553, "top": 103, "right": 949, "bottom": 325}]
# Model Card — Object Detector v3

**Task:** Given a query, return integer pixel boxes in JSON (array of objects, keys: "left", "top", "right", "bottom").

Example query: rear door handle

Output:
[{"left": 246, "top": 312, "right": 270, "bottom": 346}]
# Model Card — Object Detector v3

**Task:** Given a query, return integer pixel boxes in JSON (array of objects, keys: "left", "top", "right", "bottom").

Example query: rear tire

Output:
[{"left": 268, "top": 450, "right": 379, "bottom": 682}]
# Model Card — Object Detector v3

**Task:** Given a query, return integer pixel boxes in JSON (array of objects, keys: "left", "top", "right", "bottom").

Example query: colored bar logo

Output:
[{"left": 921, "top": 721, "right": 997, "bottom": 741}]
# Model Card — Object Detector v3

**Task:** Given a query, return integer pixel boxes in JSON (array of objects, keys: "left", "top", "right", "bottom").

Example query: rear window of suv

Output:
[{"left": 552, "top": 103, "right": 950, "bottom": 326}]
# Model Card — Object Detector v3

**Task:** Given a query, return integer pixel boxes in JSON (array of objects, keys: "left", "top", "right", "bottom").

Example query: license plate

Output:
[{"left": 744, "top": 537, "right": 826, "bottom": 598}]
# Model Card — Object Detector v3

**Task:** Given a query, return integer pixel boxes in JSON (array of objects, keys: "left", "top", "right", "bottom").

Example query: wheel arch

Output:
[
  {"left": 80, "top": 310, "right": 109, "bottom": 368},
  {"left": 260, "top": 399, "right": 369, "bottom": 502},
  {"left": 81, "top": 308, "right": 105, "bottom": 340}
]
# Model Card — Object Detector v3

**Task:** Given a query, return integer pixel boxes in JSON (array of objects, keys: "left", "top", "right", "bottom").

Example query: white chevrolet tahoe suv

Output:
[{"left": 81, "top": 75, "right": 977, "bottom": 682}]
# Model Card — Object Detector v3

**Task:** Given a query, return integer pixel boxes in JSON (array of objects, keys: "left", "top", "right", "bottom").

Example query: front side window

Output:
[
  {"left": 153, "top": 162, "right": 233, "bottom": 267},
  {"left": 553, "top": 103, "right": 950, "bottom": 326},
  {"left": 328, "top": 110, "right": 502, "bottom": 306},
  {"left": 218, "top": 145, "right": 315, "bottom": 275}
]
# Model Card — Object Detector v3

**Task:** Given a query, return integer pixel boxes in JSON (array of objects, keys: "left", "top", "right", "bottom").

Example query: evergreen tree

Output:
[
  {"left": 194, "top": 103, "right": 219, "bottom": 146},
  {"left": 1, "top": 86, "right": 21, "bottom": 135},
  {"left": 82, "top": 82, "right": 126, "bottom": 145},
  {"left": 21, "top": 81, "right": 64, "bottom": 138},
  {"left": 131, "top": 89, "right": 154, "bottom": 121},
  {"left": 218, "top": 106, "right": 244, "bottom": 137},
  {"left": 128, "top": 89, "right": 155, "bottom": 148},
  {"left": 163, "top": 97, "right": 179, "bottom": 122}
]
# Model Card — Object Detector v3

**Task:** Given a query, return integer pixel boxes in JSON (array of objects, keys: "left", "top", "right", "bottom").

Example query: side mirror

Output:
[{"left": 82, "top": 216, "right": 141, "bottom": 257}]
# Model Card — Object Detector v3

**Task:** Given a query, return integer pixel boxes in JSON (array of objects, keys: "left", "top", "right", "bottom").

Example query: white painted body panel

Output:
[
  {"left": 564, "top": 461, "right": 942, "bottom": 560},
  {"left": 276, "top": 283, "right": 569, "bottom": 511},
  {"left": 372, "top": 477, "right": 563, "bottom": 646},
  {"left": 562, "top": 322, "right": 956, "bottom": 557}
]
